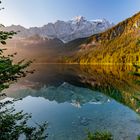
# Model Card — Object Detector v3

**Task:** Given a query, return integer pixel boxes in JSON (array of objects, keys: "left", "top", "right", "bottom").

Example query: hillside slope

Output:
[
  {"left": 2, "top": 35, "right": 65, "bottom": 63},
  {"left": 64, "top": 12, "right": 140, "bottom": 64}
]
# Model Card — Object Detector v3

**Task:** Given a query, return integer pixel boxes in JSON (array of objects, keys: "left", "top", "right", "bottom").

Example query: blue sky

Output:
[{"left": 0, "top": 0, "right": 140, "bottom": 28}]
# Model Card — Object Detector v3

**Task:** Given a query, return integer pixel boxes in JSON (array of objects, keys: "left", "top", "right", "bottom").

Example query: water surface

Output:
[{"left": 4, "top": 64, "right": 140, "bottom": 140}]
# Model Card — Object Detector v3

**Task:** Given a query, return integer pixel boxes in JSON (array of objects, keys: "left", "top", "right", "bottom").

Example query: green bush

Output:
[
  {"left": 86, "top": 131, "right": 113, "bottom": 140},
  {"left": 137, "top": 136, "right": 140, "bottom": 140}
]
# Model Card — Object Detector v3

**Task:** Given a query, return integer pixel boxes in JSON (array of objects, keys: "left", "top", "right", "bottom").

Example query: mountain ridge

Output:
[{"left": 1, "top": 16, "right": 113, "bottom": 42}]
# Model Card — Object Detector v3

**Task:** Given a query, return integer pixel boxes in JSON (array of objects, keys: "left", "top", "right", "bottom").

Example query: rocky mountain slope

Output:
[
  {"left": 2, "top": 35, "right": 65, "bottom": 63},
  {"left": 1, "top": 16, "right": 113, "bottom": 42},
  {"left": 64, "top": 12, "right": 140, "bottom": 64}
]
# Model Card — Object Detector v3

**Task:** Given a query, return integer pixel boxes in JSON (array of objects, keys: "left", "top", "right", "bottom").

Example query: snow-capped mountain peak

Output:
[
  {"left": 1, "top": 16, "right": 113, "bottom": 42},
  {"left": 73, "top": 16, "right": 86, "bottom": 23}
]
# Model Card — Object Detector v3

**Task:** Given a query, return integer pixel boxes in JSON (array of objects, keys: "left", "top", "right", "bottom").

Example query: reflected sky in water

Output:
[{"left": 3, "top": 64, "right": 140, "bottom": 140}]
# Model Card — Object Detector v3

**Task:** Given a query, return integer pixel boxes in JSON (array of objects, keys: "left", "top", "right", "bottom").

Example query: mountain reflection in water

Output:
[
  {"left": 4, "top": 64, "right": 140, "bottom": 140},
  {"left": 5, "top": 64, "right": 140, "bottom": 112},
  {"left": 6, "top": 82, "right": 109, "bottom": 108}
]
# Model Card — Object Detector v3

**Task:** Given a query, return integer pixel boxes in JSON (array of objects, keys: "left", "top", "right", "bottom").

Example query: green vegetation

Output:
[
  {"left": 0, "top": 95, "right": 48, "bottom": 140},
  {"left": 0, "top": 34, "right": 48, "bottom": 140},
  {"left": 137, "top": 136, "right": 140, "bottom": 140},
  {"left": 129, "top": 64, "right": 140, "bottom": 85},
  {"left": 86, "top": 131, "right": 113, "bottom": 140},
  {"left": 85, "top": 130, "right": 140, "bottom": 140},
  {"left": 129, "top": 71, "right": 140, "bottom": 77},
  {"left": 64, "top": 12, "right": 140, "bottom": 64},
  {"left": 0, "top": 1, "right": 48, "bottom": 139},
  {"left": 136, "top": 39, "right": 140, "bottom": 46},
  {"left": 0, "top": 35, "right": 48, "bottom": 140}
]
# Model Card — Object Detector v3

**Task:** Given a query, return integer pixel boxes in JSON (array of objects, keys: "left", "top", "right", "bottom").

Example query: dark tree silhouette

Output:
[{"left": 0, "top": 1, "right": 48, "bottom": 139}]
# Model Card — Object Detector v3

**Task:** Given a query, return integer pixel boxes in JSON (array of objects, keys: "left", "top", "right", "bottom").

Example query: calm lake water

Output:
[{"left": 3, "top": 64, "right": 140, "bottom": 140}]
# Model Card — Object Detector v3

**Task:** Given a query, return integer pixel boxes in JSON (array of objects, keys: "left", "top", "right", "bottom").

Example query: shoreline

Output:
[{"left": 31, "top": 62, "right": 138, "bottom": 66}]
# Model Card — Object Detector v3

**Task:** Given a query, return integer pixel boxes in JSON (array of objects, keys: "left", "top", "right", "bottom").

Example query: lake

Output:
[{"left": 3, "top": 64, "right": 140, "bottom": 140}]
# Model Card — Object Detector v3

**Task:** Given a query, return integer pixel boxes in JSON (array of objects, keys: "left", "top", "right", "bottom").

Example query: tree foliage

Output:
[
  {"left": 0, "top": 1, "right": 48, "bottom": 139},
  {"left": 0, "top": 94, "right": 48, "bottom": 140}
]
